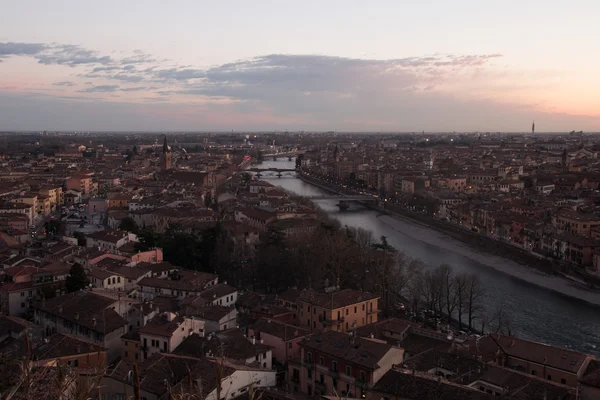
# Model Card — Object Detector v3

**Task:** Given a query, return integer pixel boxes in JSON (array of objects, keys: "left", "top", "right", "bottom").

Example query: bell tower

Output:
[{"left": 161, "top": 135, "right": 172, "bottom": 170}]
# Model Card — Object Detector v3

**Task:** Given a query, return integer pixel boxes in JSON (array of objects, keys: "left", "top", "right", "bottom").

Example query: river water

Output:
[{"left": 251, "top": 159, "right": 600, "bottom": 355}]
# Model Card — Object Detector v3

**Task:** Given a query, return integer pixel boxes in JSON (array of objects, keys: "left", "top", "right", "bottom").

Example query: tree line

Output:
[{"left": 131, "top": 211, "right": 509, "bottom": 335}]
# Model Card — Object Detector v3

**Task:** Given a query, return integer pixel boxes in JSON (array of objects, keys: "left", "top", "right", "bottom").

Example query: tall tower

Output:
[
  {"left": 532, "top": 121, "right": 535, "bottom": 137},
  {"left": 161, "top": 135, "right": 172, "bottom": 170}
]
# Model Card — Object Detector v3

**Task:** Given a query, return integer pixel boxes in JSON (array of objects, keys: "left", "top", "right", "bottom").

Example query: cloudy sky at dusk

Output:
[{"left": 1, "top": 0, "right": 599, "bottom": 132}]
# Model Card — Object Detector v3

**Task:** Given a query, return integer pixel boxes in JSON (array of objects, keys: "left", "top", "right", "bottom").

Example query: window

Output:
[
  {"left": 308, "top": 306, "right": 311, "bottom": 312},
  {"left": 307, "top": 319, "right": 310, "bottom": 327},
  {"left": 354, "top": 306, "right": 357, "bottom": 313},
  {"left": 547, "top": 375, "right": 552, "bottom": 381},
  {"left": 362, "top": 304, "right": 365, "bottom": 311},
  {"left": 306, "top": 351, "right": 312, "bottom": 362},
  {"left": 313, "top": 321, "right": 316, "bottom": 328},
  {"left": 332, "top": 361, "right": 338, "bottom": 372},
  {"left": 561, "top": 378, "right": 566, "bottom": 384},
  {"left": 288, "top": 342, "right": 292, "bottom": 349},
  {"left": 320, "top": 374, "right": 324, "bottom": 383},
  {"left": 308, "top": 369, "right": 312, "bottom": 379},
  {"left": 346, "top": 309, "right": 349, "bottom": 316},
  {"left": 320, "top": 356, "right": 325, "bottom": 365},
  {"left": 313, "top": 308, "right": 316, "bottom": 314},
  {"left": 337, "top": 311, "right": 341, "bottom": 320},
  {"left": 346, "top": 366, "right": 352, "bottom": 375},
  {"left": 20, "top": 292, "right": 25, "bottom": 297},
  {"left": 117, "top": 277, "right": 121, "bottom": 283},
  {"left": 359, "top": 370, "right": 367, "bottom": 382}
]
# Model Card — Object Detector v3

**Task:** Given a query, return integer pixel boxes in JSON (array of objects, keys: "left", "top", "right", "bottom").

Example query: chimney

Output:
[
  {"left": 252, "top": 337, "right": 256, "bottom": 345},
  {"left": 510, "top": 339, "right": 516, "bottom": 348}
]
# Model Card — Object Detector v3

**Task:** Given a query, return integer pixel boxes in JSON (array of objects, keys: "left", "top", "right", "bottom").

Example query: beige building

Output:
[
  {"left": 38, "top": 185, "right": 63, "bottom": 210},
  {"left": 138, "top": 312, "right": 205, "bottom": 361},
  {"left": 297, "top": 288, "right": 380, "bottom": 332},
  {"left": 552, "top": 209, "right": 600, "bottom": 236},
  {"left": 10, "top": 193, "right": 39, "bottom": 216}
]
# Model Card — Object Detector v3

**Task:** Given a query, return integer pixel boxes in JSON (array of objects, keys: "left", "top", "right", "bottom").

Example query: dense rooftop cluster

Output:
[{"left": 0, "top": 131, "right": 599, "bottom": 399}]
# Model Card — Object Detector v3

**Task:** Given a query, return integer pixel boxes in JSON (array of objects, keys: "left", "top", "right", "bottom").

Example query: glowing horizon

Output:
[{"left": 2, "top": 0, "right": 599, "bottom": 132}]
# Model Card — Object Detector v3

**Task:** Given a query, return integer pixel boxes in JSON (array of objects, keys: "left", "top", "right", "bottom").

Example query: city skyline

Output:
[{"left": 2, "top": 0, "right": 600, "bottom": 131}]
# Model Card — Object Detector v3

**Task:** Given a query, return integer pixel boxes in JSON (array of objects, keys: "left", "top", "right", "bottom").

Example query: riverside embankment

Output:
[{"left": 248, "top": 158, "right": 600, "bottom": 355}]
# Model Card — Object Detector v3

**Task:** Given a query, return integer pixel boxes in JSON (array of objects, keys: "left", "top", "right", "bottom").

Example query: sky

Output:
[{"left": 1, "top": 0, "right": 600, "bottom": 132}]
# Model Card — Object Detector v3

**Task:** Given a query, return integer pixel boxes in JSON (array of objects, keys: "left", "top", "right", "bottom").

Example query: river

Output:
[{"left": 250, "top": 158, "right": 600, "bottom": 355}]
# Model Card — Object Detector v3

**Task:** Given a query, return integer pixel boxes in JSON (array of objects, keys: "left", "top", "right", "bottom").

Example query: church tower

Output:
[{"left": 161, "top": 135, "right": 172, "bottom": 170}]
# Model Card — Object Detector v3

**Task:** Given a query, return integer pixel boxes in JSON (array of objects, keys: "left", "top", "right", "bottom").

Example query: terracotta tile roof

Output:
[
  {"left": 250, "top": 318, "right": 311, "bottom": 341},
  {"left": 187, "top": 305, "right": 234, "bottom": 322},
  {"left": 33, "top": 332, "right": 106, "bottom": 360},
  {"left": 478, "top": 333, "right": 590, "bottom": 374},
  {"left": 33, "top": 291, "right": 126, "bottom": 333},
  {"left": 139, "top": 313, "right": 186, "bottom": 337},
  {"left": 198, "top": 283, "right": 237, "bottom": 302},
  {"left": 301, "top": 330, "right": 393, "bottom": 369},
  {"left": 109, "top": 353, "right": 234, "bottom": 397},
  {"left": 173, "top": 329, "right": 271, "bottom": 361},
  {"left": 371, "top": 369, "right": 492, "bottom": 400},
  {"left": 297, "top": 288, "right": 379, "bottom": 310}
]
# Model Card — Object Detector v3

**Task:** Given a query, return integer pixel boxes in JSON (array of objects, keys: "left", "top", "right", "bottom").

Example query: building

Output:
[
  {"left": 249, "top": 318, "right": 311, "bottom": 364},
  {"left": 161, "top": 135, "right": 172, "bottom": 170},
  {"left": 137, "top": 270, "right": 219, "bottom": 300},
  {"left": 471, "top": 333, "right": 595, "bottom": 387},
  {"left": 0, "top": 201, "right": 34, "bottom": 224},
  {"left": 138, "top": 311, "right": 205, "bottom": 361},
  {"left": 552, "top": 210, "right": 600, "bottom": 236},
  {"left": 289, "top": 330, "right": 403, "bottom": 397},
  {"left": 33, "top": 291, "right": 128, "bottom": 360},
  {"left": 296, "top": 288, "right": 380, "bottom": 332},
  {"left": 66, "top": 175, "right": 96, "bottom": 200},
  {"left": 86, "top": 229, "right": 136, "bottom": 252},
  {"left": 100, "top": 353, "right": 276, "bottom": 400},
  {"left": 174, "top": 329, "right": 273, "bottom": 369}
]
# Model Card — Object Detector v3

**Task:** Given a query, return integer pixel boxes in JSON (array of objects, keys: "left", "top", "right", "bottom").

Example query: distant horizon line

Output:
[{"left": 0, "top": 130, "right": 596, "bottom": 135}]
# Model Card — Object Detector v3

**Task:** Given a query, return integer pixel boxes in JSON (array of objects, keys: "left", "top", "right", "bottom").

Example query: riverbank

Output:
[
  {"left": 296, "top": 172, "right": 600, "bottom": 306},
  {"left": 377, "top": 205, "right": 600, "bottom": 307}
]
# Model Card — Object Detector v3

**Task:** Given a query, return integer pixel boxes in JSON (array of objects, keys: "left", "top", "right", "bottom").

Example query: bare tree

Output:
[
  {"left": 454, "top": 272, "right": 469, "bottom": 330},
  {"left": 439, "top": 264, "right": 458, "bottom": 325},
  {"left": 421, "top": 268, "right": 443, "bottom": 329},
  {"left": 465, "top": 273, "right": 485, "bottom": 330}
]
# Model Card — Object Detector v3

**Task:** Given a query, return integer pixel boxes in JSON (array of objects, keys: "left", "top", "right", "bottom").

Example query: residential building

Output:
[
  {"left": 289, "top": 330, "right": 403, "bottom": 397},
  {"left": 296, "top": 288, "right": 380, "bottom": 332},
  {"left": 249, "top": 318, "right": 311, "bottom": 363},
  {"left": 138, "top": 311, "right": 205, "bottom": 361},
  {"left": 33, "top": 291, "right": 128, "bottom": 360}
]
